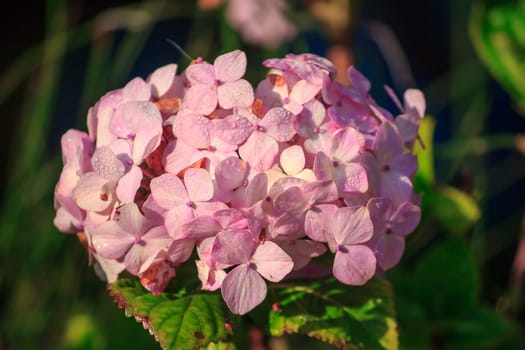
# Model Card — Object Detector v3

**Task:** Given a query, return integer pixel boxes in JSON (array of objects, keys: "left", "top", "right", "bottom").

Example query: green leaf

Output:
[
  {"left": 203, "top": 341, "right": 237, "bottom": 350},
  {"left": 108, "top": 278, "right": 237, "bottom": 350},
  {"left": 470, "top": 0, "right": 525, "bottom": 110},
  {"left": 414, "top": 116, "right": 436, "bottom": 190},
  {"left": 268, "top": 278, "right": 398, "bottom": 350},
  {"left": 426, "top": 186, "right": 481, "bottom": 234},
  {"left": 444, "top": 308, "right": 515, "bottom": 350},
  {"left": 413, "top": 238, "right": 479, "bottom": 321}
]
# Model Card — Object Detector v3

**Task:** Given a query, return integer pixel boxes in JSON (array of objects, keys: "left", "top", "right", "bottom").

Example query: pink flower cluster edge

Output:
[{"left": 54, "top": 50, "right": 425, "bottom": 315}]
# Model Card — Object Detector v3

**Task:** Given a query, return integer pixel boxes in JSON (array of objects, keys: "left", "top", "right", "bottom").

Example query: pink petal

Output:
[
  {"left": 196, "top": 259, "right": 226, "bottom": 291},
  {"left": 182, "top": 84, "right": 217, "bottom": 115},
  {"left": 252, "top": 241, "right": 294, "bottom": 282},
  {"left": 371, "top": 234, "right": 405, "bottom": 271},
  {"left": 255, "top": 76, "right": 288, "bottom": 108},
  {"left": 333, "top": 245, "right": 376, "bottom": 285},
  {"left": 93, "top": 255, "right": 125, "bottom": 283},
  {"left": 185, "top": 62, "right": 215, "bottom": 85},
  {"left": 91, "top": 146, "right": 125, "bottom": 181},
  {"left": 303, "top": 180, "right": 339, "bottom": 203},
  {"left": 150, "top": 173, "right": 188, "bottom": 209},
  {"left": 195, "top": 201, "right": 229, "bottom": 216},
  {"left": 333, "top": 163, "right": 368, "bottom": 193},
  {"left": 374, "top": 122, "right": 404, "bottom": 164},
  {"left": 141, "top": 194, "right": 165, "bottom": 224},
  {"left": 267, "top": 176, "right": 305, "bottom": 198},
  {"left": 117, "top": 203, "right": 153, "bottom": 235},
  {"left": 260, "top": 107, "right": 295, "bottom": 142},
  {"left": 148, "top": 63, "right": 179, "bottom": 98},
  {"left": 214, "top": 208, "right": 247, "bottom": 229},
  {"left": 91, "top": 222, "right": 134, "bottom": 259},
  {"left": 231, "top": 172, "right": 268, "bottom": 208},
  {"left": 304, "top": 204, "right": 337, "bottom": 242},
  {"left": 404, "top": 89, "right": 426, "bottom": 117},
  {"left": 54, "top": 202, "right": 84, "bottom": 233},
  {"left": 239, "top": 132, "right": 278, "bottom": 171},
  {"left": 72, "top": 173, "right": 115, "bottom": 212},
  {"left": 280, "top": 240, "right": 327, "bottom": 271},
  {"left": 132, "top": 226, "right": 172, "bottom": 274},
  {"left": 172, "top": 113, "right": 211, "bottom": 149},
  {"left": 391, "top": 202, "right": 421, "bottom": 236},
  {"left": 60, "top": 129, "right": 93, "bottom": 171},
  {"left": 163, "top": 140, "right": 198, "bottom": 175},
  {"left": 218, "top": 80, "right": 254, "bottom": 109},
  {"left": 181, "top": 216, "right": 221, "bottom": 239},
  {"left": 331, "top": 128, "right": 362, "bottom": 163},
  {"left": 390, "top": 152, "right": 418, "bottom": 178},
  {"left": 165, "top": 205, "right": 195, "bottom": 238},
  {"left": 395, "top": 115, "right": 420, "bottom": 142},
  {"left": 113, "top": 101, "right": 163, "bottom": 163},
  {"left": 280, "top": 145, "right": 305, "bottom": 176},
  {"left": 94, "top": 106, "right": 118, "bottom": 148},
  {"left": 167, "top": 238, "right": 195, "bottom": 265},
  {"left": 331, "top": 207, "right": 373, "bottom": 246},
  {"left": 274, "top": 186, "right": 305, "bottom": 214},
  {"left": 214, "top": 50, "right": 247, "bottom": 82},
  {"left": 122, "top": 77, "right": 152, "bottom": 101},
  {"left": 108, "top": 138, "right": 132, "bottom": 161},
  {"left": 213, "top": 114, "right": 253, "bottom": 146},
  {"left": 197, "top": 236, "right": 217, "bottom": 266},
  {"left": 313, "top": 152, "right": 332, "bottom": 181},
  {"left": 269, "top": 213, "right": 303, "bottom": 240},
  {"left": 367, "top": 197, "right": 392, "bottom": 233},
  {"left": 347, "top": 67, "right": 371, "bottom": 94},
  {"left": 215, "top": 157, "right": 246, "bottom": 192},
  {"left": 289, "top": 79, "right": 320, "bottom": 105},
  {"left": 212, "top": 229, "right": 257, "bottom": 265},
  {"left": 116, "top": 165, "right": 143, "bottom": 203},
  {"left": 124, "top": 244, "right": 154, "bottom": 275},
  {"left": 304, "top": 132, "right": 333, "bottom": 155},
  {"left": 221, "top": 264, "right": 267, "bottom": 315},
  {"left": 295, "top": 100, "right": 326, "bottom": 137},
  {"left": 379, "top": 172, "right": 413, "bottom": 207},
  {"left": 184, "top": 168, "right": 214, "bottom": 202}
]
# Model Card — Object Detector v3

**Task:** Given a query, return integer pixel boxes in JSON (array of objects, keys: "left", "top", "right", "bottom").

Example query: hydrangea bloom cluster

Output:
[{"left": 54, "top": 50, "right": 424, "bottom": 315}]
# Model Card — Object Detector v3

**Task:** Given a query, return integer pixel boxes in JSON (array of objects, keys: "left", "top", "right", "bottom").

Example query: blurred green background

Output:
[{"left": 1, "top": 0, "right": 524, "bottom": 349}]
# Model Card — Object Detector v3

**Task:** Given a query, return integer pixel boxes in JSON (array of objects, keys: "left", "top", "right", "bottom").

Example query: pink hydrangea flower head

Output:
[{"left": 54, "top": 49, "right": 424, "bottom": 313}]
